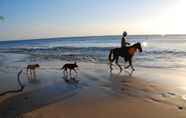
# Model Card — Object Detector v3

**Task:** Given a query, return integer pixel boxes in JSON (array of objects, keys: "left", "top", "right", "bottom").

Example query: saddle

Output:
[{"left": 120, "top": 46, "right": 129, "bottom": 62}]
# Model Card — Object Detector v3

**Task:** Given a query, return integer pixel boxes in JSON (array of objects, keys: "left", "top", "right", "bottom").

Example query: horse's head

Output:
[{"left": 136, "top": 42, "right": 142, "bottom": 52}]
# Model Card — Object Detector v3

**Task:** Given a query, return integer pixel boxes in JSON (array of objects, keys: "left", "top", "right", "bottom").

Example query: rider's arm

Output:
[{"left": 126, "top": 42, "right": 130, "bottom": 45}]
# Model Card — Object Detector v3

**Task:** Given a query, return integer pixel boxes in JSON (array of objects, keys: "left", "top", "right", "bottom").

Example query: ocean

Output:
[{"left": 0, "top": 35, "right": 186, "bottom": 69}]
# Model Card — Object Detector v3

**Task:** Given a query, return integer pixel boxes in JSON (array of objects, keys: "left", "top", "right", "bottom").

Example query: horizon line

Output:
[{"left": 1, "top": 33, "right": 186, "bottom": 42}]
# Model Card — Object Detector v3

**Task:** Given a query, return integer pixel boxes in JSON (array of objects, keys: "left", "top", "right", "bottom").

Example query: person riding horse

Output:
[
  {"left": 121, "top": 31, "right": 130, "bottom": 47},
  {"left": 108, "top": 31, "right": 143, "bottom": 72},
  {"left": 121, "top": 31, "right": 130, "bottom": 61},
  {"left": 108, "top": 42, "right": 142, "bottom": 72}
]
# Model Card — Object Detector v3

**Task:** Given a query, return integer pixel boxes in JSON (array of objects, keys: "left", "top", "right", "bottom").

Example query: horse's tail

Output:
[{"left": 108, "top": 49, "right": 114, "bottom": 64}]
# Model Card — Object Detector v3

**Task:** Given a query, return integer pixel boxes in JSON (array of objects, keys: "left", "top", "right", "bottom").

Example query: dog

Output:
[
  {"left": 61, "top": 62, "right": 78, "bottom": 75},
  {"left": 26, "top": 64, "right": 40, "bottom": 79},
  {"left": 27, "top": 64, "right": 40, "bottom": 71}
]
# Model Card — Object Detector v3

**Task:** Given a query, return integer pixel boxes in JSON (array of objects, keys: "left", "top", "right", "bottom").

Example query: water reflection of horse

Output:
[{"left": 108, "top": 42, "right": 142, "bottom": 72}]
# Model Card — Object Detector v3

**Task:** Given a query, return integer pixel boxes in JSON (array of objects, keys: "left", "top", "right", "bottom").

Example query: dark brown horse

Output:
[{"left": 108, "top": 42, "right": 142, "bottom": 72}]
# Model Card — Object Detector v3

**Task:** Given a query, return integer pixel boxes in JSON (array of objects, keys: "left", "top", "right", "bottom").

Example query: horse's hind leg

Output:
[
  {"left": 109, "top": 56, "right": 115, "bottom": 72},
  {"left": 109, "top": 61, "right": 115, "bottom": 72},
  {"left": 109, "top": 63, "right": 113, "bottom": 72},
  {"left": 115, "top": 56, "right": 122, "bottom": 72}
]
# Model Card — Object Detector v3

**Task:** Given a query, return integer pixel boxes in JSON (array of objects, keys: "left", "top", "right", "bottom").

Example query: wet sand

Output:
[{"left": 0, "top": 53, "right": 186, "bottom": 118}]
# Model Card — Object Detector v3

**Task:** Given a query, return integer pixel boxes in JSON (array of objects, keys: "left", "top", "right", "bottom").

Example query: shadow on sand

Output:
[
  {"left": 62, "top": 74, "right": 79, "bottom": 84},
  {"left": 0, "top": 79, "right": 80, "bottom": 118}
]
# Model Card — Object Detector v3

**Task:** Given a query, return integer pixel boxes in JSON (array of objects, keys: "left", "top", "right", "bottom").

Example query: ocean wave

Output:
[
  {"left": 0, "top": 46, "right": 186, "bottom": 68},
  {"left": 0, "top": 46, "right": 112, "bottom": 52},
  {"left": 1, "top": 46, "right": 186, "bottom": 56}
]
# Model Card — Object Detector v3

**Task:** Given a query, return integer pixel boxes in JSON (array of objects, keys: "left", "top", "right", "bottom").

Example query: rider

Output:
[
  {"left": 121, "top": 31, "right": 130, "bottom": 61},
  {"left": 121, "top": 31, "right": 130, "bottom": 48}
]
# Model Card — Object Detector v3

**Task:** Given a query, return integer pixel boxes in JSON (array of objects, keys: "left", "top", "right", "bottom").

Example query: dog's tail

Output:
[{"left": 60, "top": 65, "right": 65, "bottom": 70}]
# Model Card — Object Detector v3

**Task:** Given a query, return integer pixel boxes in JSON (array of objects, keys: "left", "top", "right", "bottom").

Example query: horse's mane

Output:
[
  {"left": 130, "top": 42, "right": 141, "bottom": 47},
  {"left": 134, "top": 42, "right": 141, "bottom": 45}
]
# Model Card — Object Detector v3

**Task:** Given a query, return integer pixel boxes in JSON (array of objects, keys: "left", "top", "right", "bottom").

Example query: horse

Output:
[{"left": 108, "top": 42, "right": 142, "bottom": 72}]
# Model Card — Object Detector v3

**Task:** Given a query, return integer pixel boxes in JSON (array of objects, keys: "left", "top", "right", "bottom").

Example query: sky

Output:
[{"left": 0, "top": 0, "right": 186, "bottom": 41}]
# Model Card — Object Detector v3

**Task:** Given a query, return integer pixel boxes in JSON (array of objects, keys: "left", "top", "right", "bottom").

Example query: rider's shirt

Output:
[{"left": 121, "top": 37, "right": 130, "bottom": 48}]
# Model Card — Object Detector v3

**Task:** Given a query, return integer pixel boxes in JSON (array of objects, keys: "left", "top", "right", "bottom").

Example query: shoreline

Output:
[
  {"left": 0, "top": 62, "right": 186, "bottom": 118},
  {"left": 0, "top": 53, "right": 186, "bottom": 117}
]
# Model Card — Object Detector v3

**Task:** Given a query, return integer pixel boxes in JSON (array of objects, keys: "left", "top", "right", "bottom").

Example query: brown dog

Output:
[
  {"left": 26, "top": 64, "right": 40, "bottom": 79},
  {"left": 27, "top": 64, "right": 40, "bottom": 71},
  {"left": 61, "top": 62, "right": 78, "bottom": 75}
]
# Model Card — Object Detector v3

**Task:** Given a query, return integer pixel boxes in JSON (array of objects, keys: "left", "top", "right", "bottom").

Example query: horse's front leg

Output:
[
  {"left": 125, "top": 64, "right": 130, "bottom": 69},
  {"left": 124, "top": 57, "right": 135, "bottom": 71},
  {"left": 129, "top": 58, "right": 135, "bottom": 71},
  {"left": 124, "top": 57, "right": 130, "bottom": 69},
  {"left": 115, "top": 56, "right": 123, "bottom": 72}
]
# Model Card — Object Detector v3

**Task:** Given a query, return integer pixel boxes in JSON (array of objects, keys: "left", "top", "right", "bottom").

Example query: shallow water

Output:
[{"left": 1, "top": 35, "right": 186, "bottom": 69}]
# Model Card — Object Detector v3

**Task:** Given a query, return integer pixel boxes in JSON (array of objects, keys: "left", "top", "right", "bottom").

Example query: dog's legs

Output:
[
  {"left": 62, "top": 70, "right": 64, "bottom": 75},
  {"left": 29, "top": 69, "right": 33, "bottom": 79},
  {"left": 63, "top": 68, "right": 68, "bottom": 77},
  {"left": 26, "top": 69, "right": 30, "bottom": 80},
  {"left": 63, "top": 70, "right": 66, "bottom": 76},
  {"left": 73, "top": 69, "right": 78, "bottom": 79},
  {"left": 63, "top": 70, "right": 68, "bottom": 81},
  {"left": 32, "top": 70, "right": 34, "bottom": 80},
  {"left": 26, "top": 69, "right": 29, "bottom": 75},
  {"left": 73, "top": 69, "right": 78, "bottom": 74},
  {"left": 69, "top": 69, "right": 72, "bottom": 77},
  {"left": 33, "top": 69, "right": 36, "bottom": 79}
]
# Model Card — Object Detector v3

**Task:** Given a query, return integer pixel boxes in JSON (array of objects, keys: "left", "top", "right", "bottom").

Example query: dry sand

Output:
[{"left": 0, "top": 57, "right": 186, "bottom": 118}]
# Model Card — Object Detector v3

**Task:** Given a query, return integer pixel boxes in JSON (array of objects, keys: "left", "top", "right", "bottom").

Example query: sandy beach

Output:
[
  {"left": 0, "top": 53, "right": 186, "bottom": 118},
  {"left": 2, "top": 0, "right": 186, "bottom": 117}
]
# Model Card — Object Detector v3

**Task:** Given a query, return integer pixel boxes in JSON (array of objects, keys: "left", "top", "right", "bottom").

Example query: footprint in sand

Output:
[
  {"left": 161, "top": 93, "right": 167, "bottom": 97},
  {"left": 167, "top": 92, "right": 176, "bottom": 96},
  {"left": 161, "top": 92, "right": 176, "bottom": 98},
  {"left": 177, "top": 106, "right": 184, "bottom": 110}
]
